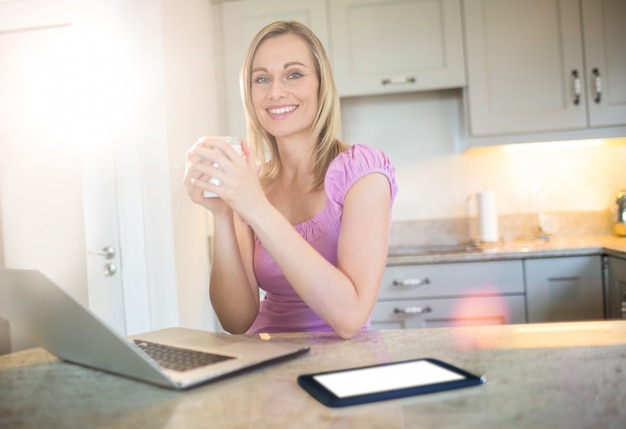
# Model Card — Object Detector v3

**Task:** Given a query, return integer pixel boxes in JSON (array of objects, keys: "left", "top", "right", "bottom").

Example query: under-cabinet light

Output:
[{"left": 500, "top": 139, "right": 604, "bottom": 152}]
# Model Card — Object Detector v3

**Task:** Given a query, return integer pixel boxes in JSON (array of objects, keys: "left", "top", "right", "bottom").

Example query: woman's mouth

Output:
[{"left": 267, "top": 105, "right": 298, "bottom": 117}]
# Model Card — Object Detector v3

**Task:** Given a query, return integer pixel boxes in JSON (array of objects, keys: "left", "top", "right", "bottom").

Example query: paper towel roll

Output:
[{"left": 477, "top": 190, "right": 499, "bottom": 242}]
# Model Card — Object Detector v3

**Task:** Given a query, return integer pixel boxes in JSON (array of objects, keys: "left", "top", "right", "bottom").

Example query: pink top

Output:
[{"left": 246, "top": 144, "right": 398, "bottom": 334}]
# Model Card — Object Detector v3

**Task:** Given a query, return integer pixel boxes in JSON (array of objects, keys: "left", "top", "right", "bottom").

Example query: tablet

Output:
[{"left": 297, "top": 358, "right": 485, "bottom": 407}]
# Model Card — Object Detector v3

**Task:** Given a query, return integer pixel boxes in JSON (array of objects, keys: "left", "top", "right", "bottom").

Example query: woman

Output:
[{"left": 184, "top": 21, "right": 397, "bottom": 339}]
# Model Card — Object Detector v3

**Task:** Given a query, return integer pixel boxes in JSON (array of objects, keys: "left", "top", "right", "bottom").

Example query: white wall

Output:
[{"left": 160, "top": 0, "right": 222, "bottom": 331}]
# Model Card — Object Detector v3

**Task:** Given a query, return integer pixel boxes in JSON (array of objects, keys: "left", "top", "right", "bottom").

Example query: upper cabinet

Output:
[
  {"left": 220, "top": 0, "right": 328, "bottom": 137},
  {"left": 581, "top": 0, "right": 626, "bottom": 127},
  {"left": 463, "top": 0, "right": 626, "bottom": 137},
  {"left": 328, "top": 0, "right": 466, "bottom": 97}
]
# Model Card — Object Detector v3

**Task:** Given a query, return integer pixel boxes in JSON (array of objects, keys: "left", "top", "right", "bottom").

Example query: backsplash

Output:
[{"left": 389, "top": 210, "right": 614, "bottom": 248}]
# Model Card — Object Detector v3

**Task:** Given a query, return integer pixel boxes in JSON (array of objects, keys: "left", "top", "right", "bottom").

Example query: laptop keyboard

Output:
[{"left": 132, "top": 340, "right": 234, "bottom": 372}]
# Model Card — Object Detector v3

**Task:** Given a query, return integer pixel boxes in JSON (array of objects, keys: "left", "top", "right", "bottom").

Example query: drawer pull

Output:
[
  {"left": 392, "top": 277, "right": 430, "bottom": 287},
  {"left": 394, "top": 306, "right": 432, "bottom": 315},
  {"left": 381, "top": 76, "right": 416, "bottom": 86}
]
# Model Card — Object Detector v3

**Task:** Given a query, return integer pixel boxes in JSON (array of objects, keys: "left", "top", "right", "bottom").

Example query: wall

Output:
[
  {"left": 341, "top": 90, "right": 626, "bottom": 231},
  {"left": 160, "top": 0, "right": 222, "bottom": 331}
]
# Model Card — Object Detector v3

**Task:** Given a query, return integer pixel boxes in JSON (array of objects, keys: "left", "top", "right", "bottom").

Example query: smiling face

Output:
[{"left": 250, "top": 33, "right": 320, "bottom": 143}]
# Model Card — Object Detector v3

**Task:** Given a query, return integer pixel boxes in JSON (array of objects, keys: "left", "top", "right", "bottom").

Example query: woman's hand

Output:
[
  {"left": 184, "top": 137, "right": 229, "bottom": 213},
  {"left": 183, "top": 137, "right": 264, "bottom": 219}
]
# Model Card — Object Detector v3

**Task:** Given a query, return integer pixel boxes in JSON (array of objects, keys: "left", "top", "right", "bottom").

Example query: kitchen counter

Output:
[
  {"left": 388, "top": 235, "right": 626, "bottom": 265},
  {"left": 1, "top": 321, "right": 626, "bottom": 428}
]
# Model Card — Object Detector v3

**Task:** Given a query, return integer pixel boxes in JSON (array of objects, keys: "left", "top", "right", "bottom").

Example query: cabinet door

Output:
[
  {"left": 607, "top": 257, "right": 626, "bottom": 319},
  {"left": 371, "top": 296, "right": 526, "bottom": 329},
  {"left": 220, "top": 0, "right": 328, "bottom": 137},
  {"left": 581, "top": 0, "right": 626, "bottom": 127},
  {"left": 525, "top": 256, "right": 604, "bottom": 323},
  {"left": 463, "top": 0, "right": 586, "bottom": 135},
  {"left": 329, "top": 0, "right": 465, "bottom": 97}
]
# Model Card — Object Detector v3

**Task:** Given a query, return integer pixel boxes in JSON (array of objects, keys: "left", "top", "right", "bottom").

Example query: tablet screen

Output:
[{"left": 312, "top": 359, "right": 465, "bottom": 398}]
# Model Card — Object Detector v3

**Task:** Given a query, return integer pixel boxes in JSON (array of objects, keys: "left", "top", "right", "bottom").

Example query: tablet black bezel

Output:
[{"left": 297, "top": 357, "right": 485, "bottom": 407}]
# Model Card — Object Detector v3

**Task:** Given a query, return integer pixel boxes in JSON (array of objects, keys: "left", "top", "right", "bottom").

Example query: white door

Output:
[{"left": 0, "top": 0, "right": 126, "bottom": 334}]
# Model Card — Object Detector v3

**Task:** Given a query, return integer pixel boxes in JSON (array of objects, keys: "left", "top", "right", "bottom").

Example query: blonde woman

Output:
[{"left": 184, "top": 21, "right": 397, "bottom": 339}]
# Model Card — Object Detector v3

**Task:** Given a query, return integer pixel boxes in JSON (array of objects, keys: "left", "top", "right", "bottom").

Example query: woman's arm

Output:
[
  {"left": 183, "top": 138, "right": 260, "bottom": 333},
  {"left": 245, "top": 172, "right": 391, "bottom": 339},
  {"left": 208, "top": 210, "right": 259, "bottom": 333}
]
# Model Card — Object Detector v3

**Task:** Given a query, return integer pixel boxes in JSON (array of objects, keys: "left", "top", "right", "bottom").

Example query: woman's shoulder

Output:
[
  {"left": 325, "top": 144, "right": 396, "bottom": 202},
  {"left": 331, "top": 143, "right": 392, "bottom": 171}
]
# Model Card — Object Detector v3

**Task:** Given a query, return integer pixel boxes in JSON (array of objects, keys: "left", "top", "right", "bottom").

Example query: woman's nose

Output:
[{"left": 268, "top": 80, "right": 286, "bottom": 100}]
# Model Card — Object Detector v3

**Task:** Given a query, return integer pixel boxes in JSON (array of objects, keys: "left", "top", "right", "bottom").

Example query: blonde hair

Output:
[{"left": 240, "top": 21, "right": 345, "bottom": 191}]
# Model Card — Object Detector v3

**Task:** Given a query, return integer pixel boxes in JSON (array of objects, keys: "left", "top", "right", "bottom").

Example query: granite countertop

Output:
[
  {"left": 387, "top": 235, "right": 626, "bottom": 265},
  {"left": 1, "top": 321, "right": 626, "bottom": 428}
]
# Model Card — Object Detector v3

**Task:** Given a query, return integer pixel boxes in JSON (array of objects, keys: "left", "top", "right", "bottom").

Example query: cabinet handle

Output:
[
  {"left": 394, "top": 306, "right": 432, "bottom": 315},
  {"left": 381, "top": 76, "right": 416, "bottom": 86},
  {"left": 571, "top": 70, "right": 581, "bottom": 105},
  {"left": 592, "top": 68, "right": 602, "bottom": 103},
  {"left": 392, "top": 277, "right": 430, "bottom": 287}
]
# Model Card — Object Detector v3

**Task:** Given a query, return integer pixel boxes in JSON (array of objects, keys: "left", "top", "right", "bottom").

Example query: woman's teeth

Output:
[{"left": 269, "top": 106, "right": 296, "bottom": 115}]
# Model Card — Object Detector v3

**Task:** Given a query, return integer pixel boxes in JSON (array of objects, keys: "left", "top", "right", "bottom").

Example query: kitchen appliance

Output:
[{"left": 613, "top": 190, "right": 626, "bottom": 237}]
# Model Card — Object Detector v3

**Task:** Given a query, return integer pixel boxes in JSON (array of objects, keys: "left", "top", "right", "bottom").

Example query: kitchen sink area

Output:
[{"left": 387, "top": 243, "right": 482, "bottom": 257}]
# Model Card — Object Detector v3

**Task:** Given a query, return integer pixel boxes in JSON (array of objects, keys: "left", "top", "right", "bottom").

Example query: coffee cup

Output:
[{"left": 202, "top": 136, "right": 242, "bottom": 198}]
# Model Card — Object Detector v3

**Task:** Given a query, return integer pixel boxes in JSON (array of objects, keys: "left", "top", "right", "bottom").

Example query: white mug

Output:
[{"left": 202, "top": 136, "right": 242, "bottom": 198}]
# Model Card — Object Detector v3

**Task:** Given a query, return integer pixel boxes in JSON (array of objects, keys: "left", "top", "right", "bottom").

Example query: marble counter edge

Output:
[{"left": 387, "top": 236, "right": 626, "bottom": 266}]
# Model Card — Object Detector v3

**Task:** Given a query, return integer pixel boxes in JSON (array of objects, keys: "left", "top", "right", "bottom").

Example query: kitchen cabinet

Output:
[
  {"left": 606, "top": 256, "right": 626, "bottom": 319},
  {"left": 219, "top": 0, "right": 329, "bottom": 137},
  {"left": 580, "top": 0, "right": 626, "bottom": 128},
  {"left": 372, "top": 260, "right": 526, "bottom": 329},
  {"left": 328, "top": 0, "right": 466, "bottom": 97},
  {"left": 524, "top": 255, "right": 604, "bottom": 323},
  {"left": 462, "top": 0, "right": 626, "bottom": 137}
]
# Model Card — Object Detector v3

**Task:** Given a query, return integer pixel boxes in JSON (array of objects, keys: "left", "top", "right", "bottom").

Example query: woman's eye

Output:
[
  {"left": 254, "top": 76, "right": 270, "bottom": 84},
  {"left": 287, "top": 71, "right": 302, "bottom": 79}
]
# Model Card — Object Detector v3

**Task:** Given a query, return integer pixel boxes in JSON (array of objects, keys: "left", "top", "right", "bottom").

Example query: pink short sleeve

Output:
[{"left": 325, "top": 144, "right": 398, "bottom": 208}]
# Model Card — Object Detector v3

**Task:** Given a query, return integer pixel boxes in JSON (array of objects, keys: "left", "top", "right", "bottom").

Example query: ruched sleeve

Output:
[{"left": 324, "top": 144, "right": 398, "bottom": 208}]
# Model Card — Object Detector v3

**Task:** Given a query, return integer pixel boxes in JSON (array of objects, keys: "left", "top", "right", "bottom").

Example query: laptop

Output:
[{"left": 0, "top": 269, "right": 309, "bottom": 390}]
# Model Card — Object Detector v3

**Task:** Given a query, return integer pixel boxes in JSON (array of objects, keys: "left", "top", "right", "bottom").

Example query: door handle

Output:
[
  {"left": 571, "top": 70, "right": 581, "bottom": 105},
  {"left": 104, "top": 263, "right": 117, "bottom": 276},
  {"left": 89, "top": 246, "right": 116, "bottom": 260},
  {"left": 592, "top": 68, "right": 602, "bottom": 103}
]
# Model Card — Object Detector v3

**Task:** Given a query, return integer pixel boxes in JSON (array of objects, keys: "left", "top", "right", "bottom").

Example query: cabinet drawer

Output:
[
  {"left": 371, "top": 295, "right": 526, "bottom": 330},
  {"left": 380, "top": 260, "right": 524, "bottom": 299}
]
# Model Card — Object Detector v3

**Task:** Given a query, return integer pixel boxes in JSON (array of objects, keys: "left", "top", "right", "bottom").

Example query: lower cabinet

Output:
[
  {"left": 606, "top": 256, "right": 626, "bottom": 319},
  {"left": 524, "top": 255, "right": 604, "bottom": 323},
  {"left": 375, "top": 254, "right": 608, "bottom": 330},
  {"left": 372, "top": 260, "right": 526, "bottom": 330}
]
